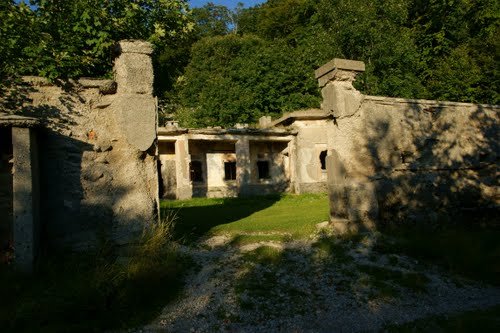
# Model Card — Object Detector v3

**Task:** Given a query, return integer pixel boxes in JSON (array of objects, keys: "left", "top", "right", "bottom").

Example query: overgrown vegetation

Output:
[
  {"left": 2, "top": 0, "right": 498, "bottom": 125},
  {"left": 170, "top": 0, "right": 500, "bottom": 127},
  {"left": 0, "top": 218, "right": 188, "bottom": 333}
]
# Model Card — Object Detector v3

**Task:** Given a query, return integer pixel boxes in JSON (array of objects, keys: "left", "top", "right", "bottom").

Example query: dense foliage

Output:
[
  {"left": 171, "top": 0, "right": 499, "bottom": 127},
  {"left": 0, "top": 0, "right": 192, "bottom": 81},
  {"left": 1, "top": 0, "right": 499, "bottom": 127}
]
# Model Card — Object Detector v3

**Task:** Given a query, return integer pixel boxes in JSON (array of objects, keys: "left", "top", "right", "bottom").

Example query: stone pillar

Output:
[
  {"left": 326, "top": 149, "right": 350, "bottom": 232},
  {"left": 114, "top": 40, "right": 156, "bottom": 152},
  {"left": 315, "top": 58, "right": 365, "bottom": 119},
  {"left": 12, "top": 127, "right": 39, "bottom": 272},
  {"left": 108, "top": 40, "right": 160, "bottom": 242},
  {"left": 318, "top": 59, "right": 378, "bottom": 232},
  {"left": 175, "top": 136, "right": 192, "bottom": 199},
  {"left": 235, "top": 138, "right": 251, "bottom": 195}
]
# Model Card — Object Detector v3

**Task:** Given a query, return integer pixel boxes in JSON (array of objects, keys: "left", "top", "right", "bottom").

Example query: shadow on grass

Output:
[{"left": 162, "top": 194, "right": 282, "bottom": 243}]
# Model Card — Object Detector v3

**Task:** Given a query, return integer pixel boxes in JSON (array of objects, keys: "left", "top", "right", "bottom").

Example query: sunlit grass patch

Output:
[{"left": 162, "top": 193, "right": 329, "bottom": 243}]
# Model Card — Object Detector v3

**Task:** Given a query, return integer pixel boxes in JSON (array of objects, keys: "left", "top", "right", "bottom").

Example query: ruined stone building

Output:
[
  {"left": 158, "top": 57, "right": 499, "bottom": 233},
  {"left": 1, "top": 40, "right": 498, "bottom": 272},
  {"left": 157, "top": 109, "right": 333, "bottom": 199}
]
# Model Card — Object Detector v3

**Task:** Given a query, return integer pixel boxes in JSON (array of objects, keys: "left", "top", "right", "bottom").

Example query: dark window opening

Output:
[
  {"left": 224, "top": 161, "right": 237, "bottom": 180},
  {"left": 257, "top": 161, "right": 270, "bottom": 179},
  {"left": 190, "top": 161, "right": 203, "bottom": 182},
  {"left": 320, "top": 150, "right": 327, "bottom": 170}
]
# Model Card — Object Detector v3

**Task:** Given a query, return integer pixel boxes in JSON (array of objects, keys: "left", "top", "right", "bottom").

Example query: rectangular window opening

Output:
[
  {"left": 257, "top": 161, "right": 270, "bottom": 179},
  {"left": 190, "top": 161, "right": 203, "bottom": 182},
  {"left": 224, "top": 161, "right": 237, "bottom": 181}
]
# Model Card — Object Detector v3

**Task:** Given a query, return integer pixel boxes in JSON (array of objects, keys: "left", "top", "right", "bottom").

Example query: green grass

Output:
[
  {"left": 162, "top": 193, "right": 329, "bottom": 243},
  {"left": 0, "top": 220, "right": 189, "bottom": 333}
]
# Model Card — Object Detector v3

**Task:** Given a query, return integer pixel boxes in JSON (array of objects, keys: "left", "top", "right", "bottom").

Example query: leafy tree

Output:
[
  {"left": 1, "top": 0, "right": 193, "bottom": 80},
  {"left": 410, "top": 0, "right": 500, "bottom": 103},
  {"left": 175, "top": 34, "right": 320, "bottom": 127}
]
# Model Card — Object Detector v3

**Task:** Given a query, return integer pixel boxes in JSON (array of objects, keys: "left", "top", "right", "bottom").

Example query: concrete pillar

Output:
[
  {"left": 114, "top": 40, "right": 157, "bottom": 152},
  {"left": 12, "top": 127, "right": 39, "bottom": 272},
  {"left": 175, "top": 136, "right": 192, "bottom": 199},
  {"left": 326, "top": 149, "right": 349, "bottom": 223},
  {"left": 235, "top": 138, "right": 251, "bottom": 195},
  {"left": 315, "top": 58, "right": 365, "bottom": 119}
]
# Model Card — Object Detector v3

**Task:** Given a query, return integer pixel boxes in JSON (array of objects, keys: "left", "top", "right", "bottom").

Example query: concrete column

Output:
[
  {"left": 114, "top": 40, "right": 157, "bottom": 152},
  {"left": 12, "top": 127, "right": 39, "bottom": 272},
  {"left": 315, "top": 58, "right": 365, "bottom": 119},
  {"left": 235, "top": 138, "right": 251, "bottom": 195},
  {"left": 175, "top": 136, "right": 192, "bottom": 199},
  {"left": 288, "top": 138, "right": 298, "bottom": 193}
]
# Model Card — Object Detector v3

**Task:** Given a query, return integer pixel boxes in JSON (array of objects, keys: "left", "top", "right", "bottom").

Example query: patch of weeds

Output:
[
  {"left": 242, "top": 245, "right": 282, "bottom": 265},
  {"left": 388, "top": 254, "right": 399, "bottom": 266},
  {"left": 358, "top": 264, "right": 429, "bottom": 295},
  {"left": 235, "top": 247, "right": 311, "bottom": 318},
  {"left": 312, "top": 237, "right": 352, "bottom": 264},
  {"left": 0, "top": 218, "right": 189, "bottom": 333}
]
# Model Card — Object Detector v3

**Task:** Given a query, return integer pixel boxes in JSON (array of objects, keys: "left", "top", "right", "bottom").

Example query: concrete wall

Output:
[
  {"left": 318, "top": 59, "right": 499, "bottom": 229},
  {"left": 292, "top": 119, "right": 329, "bottom": 193},
  {"left": 17, "top": 40, "right": 159, "bottom": 250},
  {"left": 0, "top": 128, "right": 13, "bottom": 254}
]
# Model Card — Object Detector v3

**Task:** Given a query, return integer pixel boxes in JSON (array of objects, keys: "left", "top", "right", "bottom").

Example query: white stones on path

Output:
[{"left": 132, "top": 230, "right": 500, "bottom": 333}]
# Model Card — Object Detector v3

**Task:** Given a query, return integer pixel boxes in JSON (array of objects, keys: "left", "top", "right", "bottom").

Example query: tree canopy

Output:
[
  {"left": 0, "top": 0, "right": 192, "bottom": 81},
  {"left": 2, "top": 0, "right": 499, "bottom": 126}
]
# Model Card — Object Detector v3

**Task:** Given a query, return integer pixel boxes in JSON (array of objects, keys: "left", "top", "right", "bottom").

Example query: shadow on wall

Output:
[
  {"left": 358, "top": 102, "right": 499, "bottom": 227},
  {"left": 163, "top": 195, "right": 281, "bottom": 243},
  {"left": 6, "top": 81, "right": 157, "bottom": 252}
]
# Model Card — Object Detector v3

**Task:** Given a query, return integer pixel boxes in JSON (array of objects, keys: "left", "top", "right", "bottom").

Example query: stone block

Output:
[
  {"left": 115, "top": 95, "right": 156, "bottom": 151},
  {"left": 315, "top": 58, "right": 365, "bottom": 80},
  {"left": 116, "top": 40, "right": 154, "bottom": 55},
  {"left": 114, "top": 53, "right": 153, "bottom": 94}
]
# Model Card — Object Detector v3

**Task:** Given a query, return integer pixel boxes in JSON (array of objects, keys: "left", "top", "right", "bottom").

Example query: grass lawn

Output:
[{"left": 161, "top": 193, "right": 330, "bottom": 243}]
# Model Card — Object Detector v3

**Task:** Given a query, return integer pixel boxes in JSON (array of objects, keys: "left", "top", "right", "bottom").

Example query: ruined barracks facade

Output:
[{"left": 157, "top": 109, "right": 332, "bottom": 200}]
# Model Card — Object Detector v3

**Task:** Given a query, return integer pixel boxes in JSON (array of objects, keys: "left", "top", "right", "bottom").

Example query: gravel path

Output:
[{"left": 133, "top": 230, "right": 500, "bottom": 332}]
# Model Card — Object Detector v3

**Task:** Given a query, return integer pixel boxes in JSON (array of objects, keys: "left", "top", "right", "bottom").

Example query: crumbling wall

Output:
[
  {"left": 18, "top": 40, "right": 159, "bottom": 250},
  {"left": 293, "top": 119, "right": 329, "bottom": 193},
  {"left": 319, "top": 59, "right": 499, "bottom": 230}
]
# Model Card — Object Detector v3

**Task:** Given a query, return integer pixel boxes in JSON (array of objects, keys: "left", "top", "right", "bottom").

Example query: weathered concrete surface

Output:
[
  {"left": 12, "top": 40, "right": 159, "bottom": 251},
  {"left": 115, "top": 94, "right": 156, "bottom": 151},
  {"left": 319, "top": 58, "right": 499, "bottom": 227},
  {"left": 12, "top": 127, "right": 39, "bottom": 272},
  {"left": 0, "top": 128, "right": 13, "bottom": 254},
  {"left": 114, "top": 40, "right": 154, "bottom": 95},
  {"left": 157, "top": 128, "right": 295, "bottom": 199}
]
